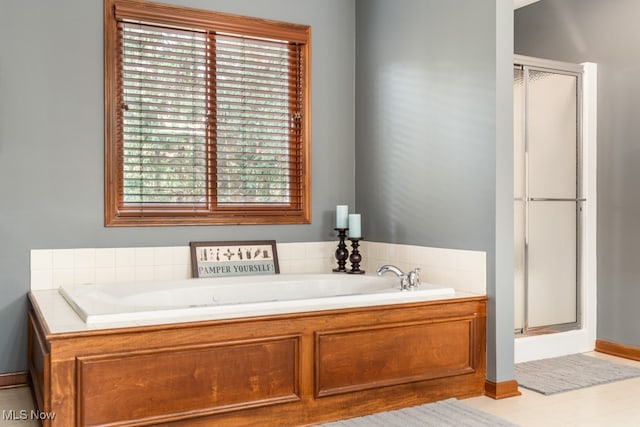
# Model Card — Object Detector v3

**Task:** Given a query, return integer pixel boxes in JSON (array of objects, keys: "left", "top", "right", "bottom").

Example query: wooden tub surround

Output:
[{"left": 28, "top": 292, "right": 487, "bottom": 426}]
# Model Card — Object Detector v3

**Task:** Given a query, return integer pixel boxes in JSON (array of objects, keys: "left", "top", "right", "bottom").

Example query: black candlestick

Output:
[
  {"left": 333, "top": 228, "right": 349, "bottom": 273},
  {"left": 347, "top": 238, "right": 365, "bottom": 274}
]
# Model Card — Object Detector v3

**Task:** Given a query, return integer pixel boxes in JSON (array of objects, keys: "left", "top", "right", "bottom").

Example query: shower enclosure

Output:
[{"left": 514, "top": 56, "right": 584, "bottom": 336}]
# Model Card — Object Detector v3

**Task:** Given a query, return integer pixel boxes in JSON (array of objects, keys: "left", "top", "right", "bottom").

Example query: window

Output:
[{"left": 104, "top": 0, "right": 311, "bottom": 226}]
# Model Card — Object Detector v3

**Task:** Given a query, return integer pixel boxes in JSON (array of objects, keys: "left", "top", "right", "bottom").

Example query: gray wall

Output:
[
  {"left": 1, "top": 0, "right": 517, "bottom": 382},
  {"left": 515, "top": 0, "right": 640, "bottom": 348},
  {"left": 355, "top": 0, "right": 514, "bottom": 382},
  {"left": 0, "top": 0, "right": 356, "bottom": 374}
]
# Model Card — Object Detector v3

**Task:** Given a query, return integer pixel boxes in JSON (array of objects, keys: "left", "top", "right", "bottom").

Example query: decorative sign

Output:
[{"left": 190, "top": 240, "right": 279, "bottom": 278}]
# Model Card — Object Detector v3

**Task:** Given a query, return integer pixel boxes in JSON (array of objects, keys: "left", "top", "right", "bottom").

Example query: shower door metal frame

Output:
[{"left": 514, "top": 55, "right": 585, "bottom": 336}]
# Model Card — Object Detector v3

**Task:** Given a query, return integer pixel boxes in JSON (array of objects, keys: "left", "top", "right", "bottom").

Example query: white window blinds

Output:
[
  {"left": 119, "top": 23, "right": 210, "bottom": 206},
  {"left": 118, "top": 22, "right": 304, "bottom": 208},
  {"left": 215, "top": 34, "right": 304, "bottom": 206}
]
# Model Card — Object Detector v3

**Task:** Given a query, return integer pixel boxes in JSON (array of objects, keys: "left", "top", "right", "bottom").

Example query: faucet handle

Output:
[
  {"left": 406, "top": 268, "right": 421, "bottom": 289},
  {"left": 400, "top": 275, "right": 410, "bottom": 291}
]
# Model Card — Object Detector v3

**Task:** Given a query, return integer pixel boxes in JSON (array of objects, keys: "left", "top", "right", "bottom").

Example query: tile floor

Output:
[
  {"left": 464, "top": 352, "right": 640, "bottom": 427},
  {"left": 1, "top": 352, "right": 638, "bottom": 426},
  {"left": 0, "top": 387, "right": 38, "bottom": 427}
]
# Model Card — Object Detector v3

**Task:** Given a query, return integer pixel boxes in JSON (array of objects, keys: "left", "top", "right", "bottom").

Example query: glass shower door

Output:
[{"left": 515, "top": 65, "right": 582, "bottom": 334}]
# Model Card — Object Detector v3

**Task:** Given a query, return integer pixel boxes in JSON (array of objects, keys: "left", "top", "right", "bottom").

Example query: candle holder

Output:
[
  {"left": 347, "top": 238, "right": 365, "bottom": 274},
  {"left": 333, "top": 228, "right": 349, "bottom": 273}
]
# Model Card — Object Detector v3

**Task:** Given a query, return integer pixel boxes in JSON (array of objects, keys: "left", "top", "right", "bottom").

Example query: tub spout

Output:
[
  {"left": 376, "top": 265, "right": 404, "bottom": 278},
  {"left": 376, "top": 265, "right": 420, "bottom": 291}
]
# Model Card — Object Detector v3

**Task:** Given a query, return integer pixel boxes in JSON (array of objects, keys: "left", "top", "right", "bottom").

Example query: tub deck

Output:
[{"left": 28, "top": 290, "right": 486, "bottom": 426}]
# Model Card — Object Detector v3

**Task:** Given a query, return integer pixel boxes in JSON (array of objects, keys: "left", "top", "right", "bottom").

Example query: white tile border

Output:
[
  {"left": 360, "top": 242, "right": 486, "bottom": 295},
  {"left": 30, "top": 242, "right": 486, "bottom": 295}
]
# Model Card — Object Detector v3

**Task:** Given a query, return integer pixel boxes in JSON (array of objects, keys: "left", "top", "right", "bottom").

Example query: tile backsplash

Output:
[
  {"left": 30, "top": 241, "right": 485, "bottom": 295},
  {"left": 360, "top": 242, "right": 486, "bottom": 295}
]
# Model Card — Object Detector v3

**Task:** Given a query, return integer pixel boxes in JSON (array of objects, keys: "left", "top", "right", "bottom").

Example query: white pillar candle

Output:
[
  {"left": 348, "top": 214, "right": 361, "bottom": 238},
  {"left": 336, "top": 205, "right": 349, "bottom": 228}
]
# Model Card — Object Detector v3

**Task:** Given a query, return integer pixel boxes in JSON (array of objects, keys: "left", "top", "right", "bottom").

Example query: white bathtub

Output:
[{"left": 59, "top": 273, "right": 456, "bottom": 324}]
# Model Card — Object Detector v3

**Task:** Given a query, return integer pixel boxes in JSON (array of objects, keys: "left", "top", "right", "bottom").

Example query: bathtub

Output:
[
  {"left": 31, "top": 274, "right": 485, "bottom": 425},
  {"left": 59, "top": 273, "right": 456, "bottom": 324}
]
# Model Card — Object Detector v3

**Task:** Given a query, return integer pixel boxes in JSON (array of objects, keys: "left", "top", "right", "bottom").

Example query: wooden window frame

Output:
[{"left": 104, "top": 0, "right": 311, "bottom": 226}]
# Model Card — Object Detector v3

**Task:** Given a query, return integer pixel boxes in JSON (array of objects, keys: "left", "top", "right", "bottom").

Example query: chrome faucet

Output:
[{"left": 376, "top": 265, "right": 421, "bottom": 291}]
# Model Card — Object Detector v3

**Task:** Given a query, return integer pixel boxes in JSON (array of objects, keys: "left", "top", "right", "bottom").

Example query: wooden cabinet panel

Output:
[
  {"left": 27, "top": 311, "right": 49, "bottom": 413},
  {"left": 77, "top": 336, "right": 300, "bottom": 426},
  {"left": 28, "top": 294, "right": 486, "bottom": 426},
  {"left": 315, "top": 317, "right": 476, "bottom": 397}
]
